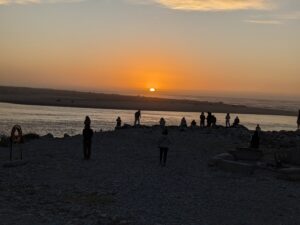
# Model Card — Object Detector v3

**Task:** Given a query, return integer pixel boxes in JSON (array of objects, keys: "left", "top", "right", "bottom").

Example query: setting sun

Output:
[{"left": 149, "top": 88, "right": 156, "bottom": 92}]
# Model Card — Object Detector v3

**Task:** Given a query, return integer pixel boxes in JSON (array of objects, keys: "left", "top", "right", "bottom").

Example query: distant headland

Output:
[{"left": 0, "top": 86, "right": 296, "bottom": 116}]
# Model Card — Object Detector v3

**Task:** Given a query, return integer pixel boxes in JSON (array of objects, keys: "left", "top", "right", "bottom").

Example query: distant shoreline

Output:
[{"left": 0, "top": 86, "right": 297, "bottom": 116}]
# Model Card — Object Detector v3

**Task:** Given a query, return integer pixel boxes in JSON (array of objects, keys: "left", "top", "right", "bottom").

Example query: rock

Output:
[
  {"left": 208, "top": 153, "right": 235, "bottom": 167},
  {"left": 64, "top": 133, "right": 70, "bottom": 138},
  {"left": 3, "top": 160, "right": 28, "bottom": 168},
  {"left": 42, "top": 133, "right": 54, "bottom": 139},
  {"left": 23, "top": 133, "right": 40, "bottom": 142},
  {"left": 277, "top": 168, "right": 300, "bottom": 181},
  {"left": 214, "top": 159, "right": 256, "bottom": 175},
  {"left": 229, "top": 148, "right": 263, "bottom": 161}
]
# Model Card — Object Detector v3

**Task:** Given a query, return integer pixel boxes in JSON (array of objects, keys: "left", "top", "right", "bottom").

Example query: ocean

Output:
[{"left": 0, "top": 102, "right": 298, "bottom": 137}]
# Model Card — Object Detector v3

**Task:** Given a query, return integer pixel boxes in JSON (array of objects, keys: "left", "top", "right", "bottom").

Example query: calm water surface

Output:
[{"left": 0, "top": 102, "right": 298, "bottom": 137}]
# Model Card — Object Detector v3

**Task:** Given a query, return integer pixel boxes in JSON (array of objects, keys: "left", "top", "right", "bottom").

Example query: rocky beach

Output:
[{"left": 1, "top": 126, "right": 300, "bottom": 225}]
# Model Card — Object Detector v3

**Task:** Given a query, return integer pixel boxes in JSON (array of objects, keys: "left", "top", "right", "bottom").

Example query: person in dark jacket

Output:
[
  {"left": 83, "top": 116, "right": 94, "bottom": 160},
  {"left": 200, "top": 112, "right": 205, "bottom": 127}
]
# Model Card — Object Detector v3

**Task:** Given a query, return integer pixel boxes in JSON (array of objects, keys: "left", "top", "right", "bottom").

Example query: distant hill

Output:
[{"left": 0, "top": 86, "right": 296, "bottom": 116}]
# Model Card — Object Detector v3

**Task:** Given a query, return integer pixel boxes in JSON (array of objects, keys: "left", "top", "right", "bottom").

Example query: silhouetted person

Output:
[
  {"left": 200, "top": 112, "right": 205, "bottom": 127},
  {"left": 116, "top": 117, "right": 122, "bottom": 129},
  {"left": 211, "top": 115, "right": 217, "bottom": 127},
  {"left": 180, "top": 117, "right": 187, "bottom": 131},
  {"left": 256, "top": 124, "right": 261, "bottom": 133},
  {"left": 159, "top": 117, "right": 166, "bottom": 128},
  {"left": 158, "top": 128, "right": 171, "bottom": 167},
  {"left": 207, "top": 112, "right": 212, "bottom": 127},
  {"left": 233, "top": 116, "right": 240, "bottom": 127},
  {"left": 134, "top": 110, "right": 141, "bottom": 126},
  {"left": 297, "top": 110, "right": 300, "bottom": 130},
  {"left": 191, "top": 120, "right": 197, "bottom": 128},
  {"left": 250, "top": 125, "right": 261, "bottom": 149},
  {"left": 83, "top": 116, "right": 93, "bottom": 160},
  {"left": 225, "top": 113, "right": 231, "bottom": 128}
]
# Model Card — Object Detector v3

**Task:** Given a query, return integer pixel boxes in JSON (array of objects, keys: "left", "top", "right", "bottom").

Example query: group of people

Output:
[
  {"left": 116, "top": 111, "right": 241, "bottom": 130},
  {"left": 82, "top": 109, "right": 300, "bottom": 163}
]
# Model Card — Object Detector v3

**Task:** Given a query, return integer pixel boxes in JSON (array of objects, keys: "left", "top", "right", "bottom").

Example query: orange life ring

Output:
[{"left": 11, "top": 125, "right": 23, "bottom": 143}]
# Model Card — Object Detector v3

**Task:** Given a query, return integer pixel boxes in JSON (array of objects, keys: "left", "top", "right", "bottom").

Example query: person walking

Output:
[
  {"left": 158, "top": 128, "right": 171, "bottom": 167},
  {"left": 134, "top": 110, "right": 141, "bottom": 126},
  {"left": 200, "top": 112, "right": 205, "bottom": 128},
  {"left": 225, "top": 113, "right": 231, "bottom": 128},
  {"left": 83, "top": 116, "right": 94, "bottom": 160}
]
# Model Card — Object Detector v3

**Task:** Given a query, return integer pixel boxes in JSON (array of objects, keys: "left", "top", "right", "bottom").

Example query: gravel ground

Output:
[{"left": 1, "top": 126, "right": 300, "bottom": 225}]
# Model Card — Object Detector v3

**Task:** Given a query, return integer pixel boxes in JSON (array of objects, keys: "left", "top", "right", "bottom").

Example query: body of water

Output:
[{"left": 0, "top": 102, "right": 298, "bottom": 137}]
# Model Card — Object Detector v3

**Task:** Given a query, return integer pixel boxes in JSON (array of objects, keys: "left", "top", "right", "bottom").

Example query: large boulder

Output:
[
  {"left": 214, "top": 159, "right": 256, "bottom": 175},
  {"left": 229, "top": 148, "right": 263, "bottom": 161},
  {"left": 208, "top": 153, "right": 235, "bottom": 167}
]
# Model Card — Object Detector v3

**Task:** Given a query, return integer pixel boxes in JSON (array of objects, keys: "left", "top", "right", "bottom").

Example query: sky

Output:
[{"left": 0, "top": 0, "right": 299, "bottom": 100}]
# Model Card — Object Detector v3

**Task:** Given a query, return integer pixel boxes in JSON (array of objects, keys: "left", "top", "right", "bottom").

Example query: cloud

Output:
[
  {"left": 0, "top": 0, "right": 85, "bottom": 5},
  {"left": 150, "top": 0, "right": 272, "bottom": 11},
  {"left": 244, "top": 19, "right": 282, "bottom": 25},
  {"left": 245, "top": 11, "right": 300, "bottom": 25}
]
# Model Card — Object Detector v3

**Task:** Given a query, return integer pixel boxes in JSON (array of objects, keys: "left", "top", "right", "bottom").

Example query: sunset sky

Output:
[{"left": 0, "top": 0, "right": 299, "bottom": 99}]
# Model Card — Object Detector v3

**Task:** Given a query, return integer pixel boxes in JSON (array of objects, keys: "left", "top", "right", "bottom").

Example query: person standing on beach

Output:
[
  {"left": 83, "top": 116, "right": 94, "bottom": 160},
  {"left": 116, "top": 117, "right": 122, "bottom": 129},
  {"left": 211, "top": 114, "right": 217, "bottom": 127},
  {"left": 159, "top": 117, "right": 166, "bottom": 128},
  {"left": 233, "top": 116, "right": 240, "bottom": 127},
  {"left": 134, "top": 110, "right": 141, "bottom": 126},
  {"left": 158, "top": 128, "right": 171, "bottom": 167},
  {"left": 180, "top": 117, "right": 187, "bottom": 131},
  {"left": 207, "top": 112, "right": 212, "bottom": 127},
  {"left": 200, "top": 112, "right": 205, "bottom": 127},
  {"left": 250, "top": 124, "right": 261, "bottom": 149},
  {"left": 297, "top": 110, "right": 300, "bottom": 130},
  {"left": 225, "top": 113, "right": 231, "bottom": 128}
]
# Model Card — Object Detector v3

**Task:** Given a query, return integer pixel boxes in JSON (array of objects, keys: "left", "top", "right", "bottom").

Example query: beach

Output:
[{"left": 1, "top": 126, "right": 300, "bottom": 225}]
